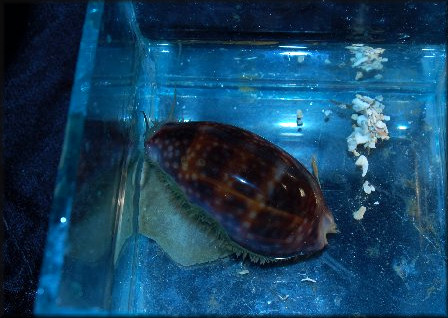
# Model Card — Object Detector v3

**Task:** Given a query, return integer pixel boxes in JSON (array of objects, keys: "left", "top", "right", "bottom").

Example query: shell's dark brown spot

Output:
[{"left": 145, "top": 121, "right": 336, "bottom": 259}]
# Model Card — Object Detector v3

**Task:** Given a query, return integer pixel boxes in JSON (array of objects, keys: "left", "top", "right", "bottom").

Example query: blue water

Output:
[{"left": 112, "top": 41, "right": 446, "bottom": 315}]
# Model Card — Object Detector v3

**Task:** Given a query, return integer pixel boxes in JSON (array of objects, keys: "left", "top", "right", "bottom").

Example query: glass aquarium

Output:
[{"left": 35, "top": 0, "right": 447, "bottom": 315}]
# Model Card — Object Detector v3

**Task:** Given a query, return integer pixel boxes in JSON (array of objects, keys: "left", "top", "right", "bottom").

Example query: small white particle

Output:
[
  {"left": 353, "top": 206, "right": 367, "bottom": 220},
  {"left": 355, "top": 155, "right": 369, "bottom": 177},
  {"left": 362, "top": 180, "right": 376, "bottom": 194},
  {"left": 301, "top": 277, "right": 317, "bottom": 283},
  {"left": 323, "top": 109, "right": 333, "bottom": 117},
  {"left": 238, "top": 269, "right": 249, "bottom": 275},
  {"left": 374, "top": 201, "right": 379, "bottom": 205}
]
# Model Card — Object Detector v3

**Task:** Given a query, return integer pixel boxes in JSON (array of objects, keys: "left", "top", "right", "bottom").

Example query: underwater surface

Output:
[{"left": 36, "top": 1, "right": 447, "bottom": 316}]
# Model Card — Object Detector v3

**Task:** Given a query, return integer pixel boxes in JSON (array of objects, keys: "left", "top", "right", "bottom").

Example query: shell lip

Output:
[{"left": 319, "top": 207, "right": 338, "bottom": 249}]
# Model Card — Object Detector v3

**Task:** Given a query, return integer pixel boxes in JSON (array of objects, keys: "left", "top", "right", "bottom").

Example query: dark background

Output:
[{"left": 3, "top": 2, "right": 87, "bottom": 315}]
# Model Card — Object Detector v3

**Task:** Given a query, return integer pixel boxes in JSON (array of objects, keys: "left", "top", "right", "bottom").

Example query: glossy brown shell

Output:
[{"left": 145, "top": 121, "right": 336, "bottom": 259}]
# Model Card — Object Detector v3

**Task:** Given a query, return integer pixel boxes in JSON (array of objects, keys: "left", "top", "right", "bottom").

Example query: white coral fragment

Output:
[
  {"left": 346, "top": 94, "right": 390, "bottom": 155},
  {"left": 353, "top": 206, "right": 367, "bottom": 220},
  {"left": 352, "top": 97, "right": 370, "bottom": 112},
  {"left": 346, "top": 44, "right": 388, "bottom": 76},
  {"left": 355, "top": 155, "right": 369, "bottom": 177},
  {"left": 362, "top": 181, "right": 376, "bottom": 194}
]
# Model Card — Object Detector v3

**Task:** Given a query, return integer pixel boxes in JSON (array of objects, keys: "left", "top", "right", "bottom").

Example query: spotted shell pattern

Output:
[{"left": 145, "top": 121, "right": 336, "bottom": 259}]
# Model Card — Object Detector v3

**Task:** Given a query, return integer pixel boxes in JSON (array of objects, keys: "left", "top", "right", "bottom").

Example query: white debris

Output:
[
  {"left": 296, "top": 109, "right": 304, "bottom": 127},
  {"left": 363, "top": 181, "right": 376, "bottom": 194},
  {"left": 374, "top": 201, "right": 380, "bottom": 205},
  {"left": 353, "top": 206, "right": 367, "bottom": 220},
  {"left": 297, "top": 55, "right": 305, "bottom": 63},
  {"left": 342, "top": 93, "right": 390, "bottom": 222},
  {"left": 342, "top": 94, "right": 390, "bottom": 220},
  {"left": 355, "top": 71, "right": 364, "bottom": 80},
  {"left": 356, "top": 114, "right": 367, "bottom": 127},
  {"left": 301, "top": 277, "right": 317, "bottom": 283},
  {"left": 355, "top": 155, "right": 369, "bottom": 177},
  {"left": 346, "top": 94, "right": 390, "bottom": 155},
  {"left": 346, "top": 44, "right": 388, "bottom": 80},
  {"left": 324, "top": 58, "right": 332, "bottom": 64},
  {"left": 323, "top": 109, "right": 333, "bottom": 120},
  {"left": 375, "top": 120, "right": 387, "bottom": 129},
  {"left": 238, "top": 269, "right": 250, "bottom": 275},
  {"left": 352, "top": 95, "right": 371, "bottom": 111}
]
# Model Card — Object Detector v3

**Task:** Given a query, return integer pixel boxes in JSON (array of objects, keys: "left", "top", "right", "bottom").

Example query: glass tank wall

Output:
[{"left": 35, "top": 1, "right": 447, "bottom": 316}]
